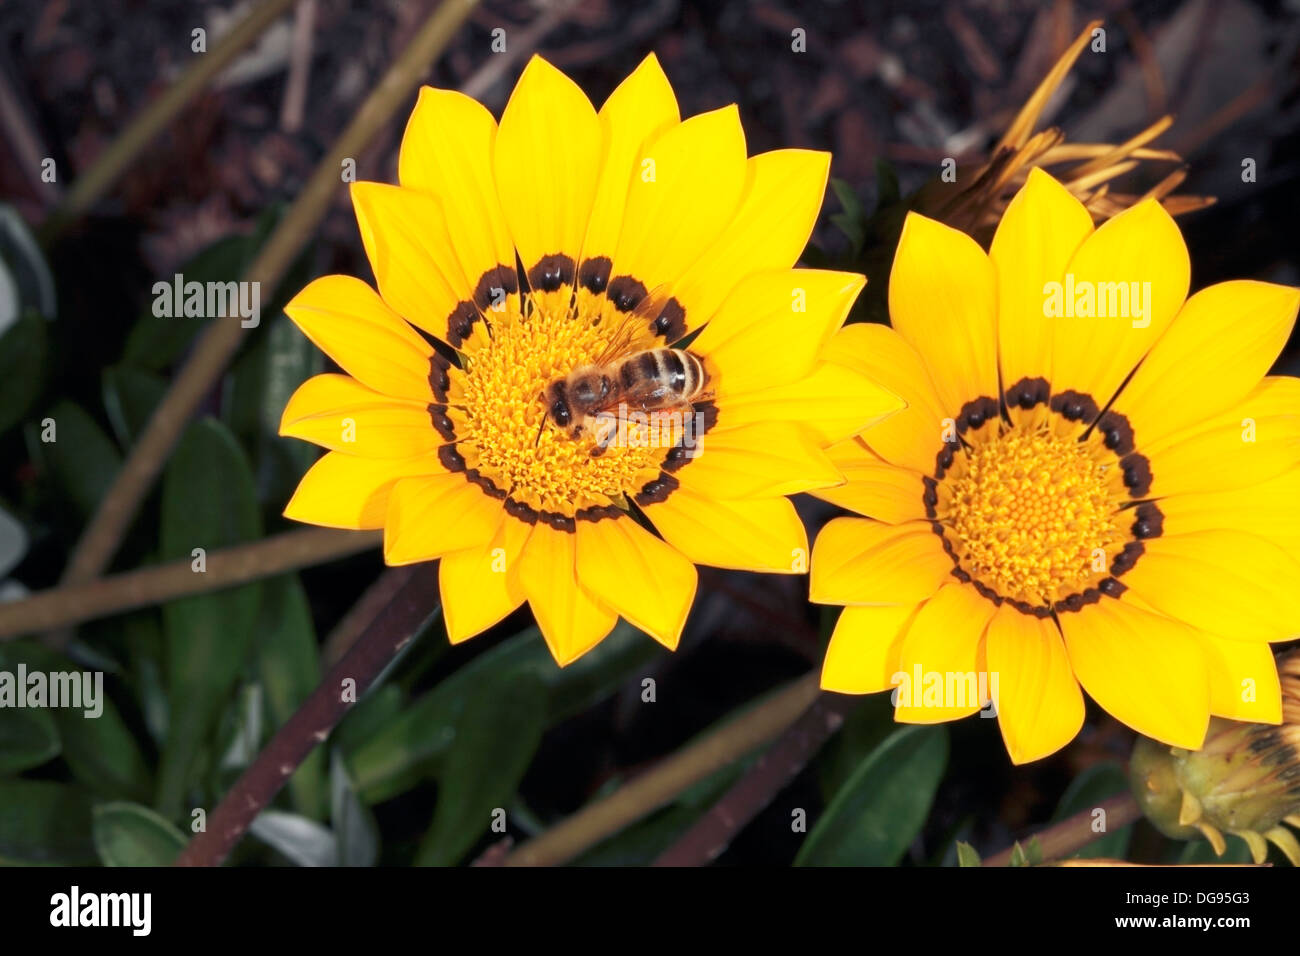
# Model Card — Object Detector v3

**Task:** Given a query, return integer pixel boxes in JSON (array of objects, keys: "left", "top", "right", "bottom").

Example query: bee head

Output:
[{"left": 545, "top": 380, "right": 572, "bottom": 427}]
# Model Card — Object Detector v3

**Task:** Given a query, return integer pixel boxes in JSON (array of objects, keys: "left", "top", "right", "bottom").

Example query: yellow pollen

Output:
[
  {"left": 940, "top": 424, "right": 1124, "bottom": 606},
  {"left": 450, "top": 291, "right": 667, "bottom": 516}
]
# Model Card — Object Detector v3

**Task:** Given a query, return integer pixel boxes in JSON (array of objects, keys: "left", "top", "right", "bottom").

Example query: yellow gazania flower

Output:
[
  {"left": 278, "top": 55, "right": 900, "bottom": 666},
  {"left": 810, "top": 166, "right": 1300, "bottom": 764}
]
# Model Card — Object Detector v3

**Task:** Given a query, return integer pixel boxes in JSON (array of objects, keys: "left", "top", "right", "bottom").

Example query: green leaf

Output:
[
  {"left": 956, "top": 841, "right": 982, "bottom": 867},
  {"left": 875, "top": 158, "right": 901, "bottom": 209},
  {"left": 1051, "top": 762, "right": 1133, "bottom": 859},
  {"left": 796, "top": 725, "right": 949, "bottom": 866},
  {"left": 38, "top": 400, "right": 123, "bottom": 518},
  {"left": 0, "top": 640, "right": 152, "bottom": 800},
  {"left": 155, "top": 418, "right": 262, "bottom": 816},
  {"left": 102, "top": 364, "right": 167, "bottom": 448},
  {"left": 0, "top": 707, "right": 60, "bottom": 773},
  {"left": 829, "top": 178, "right": 867, "bottom": 255},
  {"left": 348, "top": 623, "right": 654, "bottom": 803},
  {"left": 0, "top": 204, "right": 56, "bottom": 318},
  {"left": 92, "top": 802, "right": 187, "bottom": 866},
  {"left": 249, "top": 810, "right": 337, "bottom": 866},
  {"left": 0, "top": 309, "right": 48, "bottom": 436},
  {"left": 0, "top": 779, "right": 97, "bottom": 864},
  {"left": 414, "top": 671, "right": 547, "bottom": 866},
  {"left": 330, "top": 752, "right": 378, "bottom": 866},
  {"left": 332, "top": 684, "right": 403, "bottom": 756},
  {"left": 256, "top": 575, "right": 327, "bottom": 818},
  {"left": 1009, "top": 841, "right": 1029, "bottom": 867}
]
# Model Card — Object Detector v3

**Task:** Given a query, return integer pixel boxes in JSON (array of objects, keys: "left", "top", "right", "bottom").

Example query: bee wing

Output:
[{"left": 591, "top": 284, "right": 675, "bottom": 366}]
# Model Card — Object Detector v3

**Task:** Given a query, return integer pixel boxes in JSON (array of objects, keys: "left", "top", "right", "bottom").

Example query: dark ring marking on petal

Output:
[
  {"left": 579, "top": 256, "right": 612, "bottom": 295},
  {"left": 1053, "top": 587, "right": 1102, "bottom": 615},
  {"left": 540, "top": 510, "right": 577, "bottom": 533},
  {"left": 576, "top": 504, "right": 623, "bottom": 522},
  {"left": 438, "top": 444, "right": 466, "bottom": 472},
  {"left": 661, "top": 400, "right": 719, "bottom": 474},
  {"left": 951, "top": 567, "right": 972, "bottom": 583},
  {"left": 607, "top": 275, "right": 648, "bottom": 313},
  {"left": 428, "top": 405, "right": 457, "bottom": 441},
  {"left": 651, "top": 298, "right": 687, "bottom": 341},
  {"left": 922, "top": 477, "right": 939, "bottom": 518},
  {"left": 1003, "top": 376, "right": 1050, "bottom": 410},
  {"left": 972, "top": 579, "right": 1003, "bottom": 606},
  {"left": 446, "top": 301, "right": 478, "bottom": 348},
  {"left": 429, "top": 354, "right": 452, "bottom": 402},
  {"left": 527, "top": 253, "right": 576, "bottom": 294},
  {"left": 633, "top": 472, "right": 679, "bottom": 506},
  {"left": 933, "top": 442, "right": 956, "bottom": 480},
  {"left": 1049, "top": 389, "right": 1100, "bottom": 424},
  {"left": 1120, "top": 452, "right": 1153, "bottom": 497},
  {"left": 1131, "top": 501, "right": 1164, "bottom": 539},
  {"left": 473, "top": 265, "right": 519, "bottom": 309},
  {"left": 957, "top": 396, "right": 1000, "bottom": 434},
  {"left": 1110, "top": 540, "right": 1145, "bottom": 576},
  {"left": 1096, "top": 410, "right": 1136, "bottom": 456},
  {"left": 505, "top": 498, "right": 538, "bottom": 524},
  {"left": 1098, "top": 576, "right": 1127, "bottom": 597},
  {"left": 465, "top": 468, "right": 506, "bottom": 500}
]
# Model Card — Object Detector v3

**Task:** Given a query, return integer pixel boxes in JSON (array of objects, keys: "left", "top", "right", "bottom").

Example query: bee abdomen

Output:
[{"left": 660, "top": 349, "right": 705, "bottom": 398}]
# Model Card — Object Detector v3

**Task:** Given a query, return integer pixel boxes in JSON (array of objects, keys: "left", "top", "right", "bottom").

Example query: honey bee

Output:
[{"left": 540, "top": 289, "right": 711, "bottom": 454}]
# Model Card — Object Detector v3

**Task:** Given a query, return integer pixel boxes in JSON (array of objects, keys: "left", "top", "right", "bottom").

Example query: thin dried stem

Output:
[
  {"left": 0, "top": 528, "right": 379, "bottom": 641},
  {"left": 501, "top": 673, "right": 822, "bottom": 867},
  {"left": 982, "top": 793, "right": 1142, "bottom": 867}
]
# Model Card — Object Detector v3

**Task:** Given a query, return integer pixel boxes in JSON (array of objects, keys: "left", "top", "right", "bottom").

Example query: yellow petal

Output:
[
  {"left": 440, "top": 516, "right": 532, "bottom": 644},
  {"left": 675, "top": 421, "right": 843, "bottom": 498},
  {"left": 810, "top": 439, "right": 929, "bottom": 523},
  {"left": 575, "top": 516, "right": 697, "bottom": 650},
  {"left": 283, "top": 451, "right": 444, "bottom": 530},
  {"left": 1059, "top": 598, "right": 1209, "bottom": 750},
  {"left": 1196, "top": 633, "right": 1282, "bottom": 723},
  {"left": 280, "top": 374, "right": 444, "bottom": 458},
  {"left": 284, "top": 275, "right": 434, "bottom": 402},
  {"left": 821, "top": 603, "right": 919, "bottom": 695},
  {"left": 693, "top": 269, "right": 864, "bottom": 395},
  {"left": 350, "top": 182, "right": 476, "bottom": 345},
  {"left": 827, "top": 322, "right": 946, "bottom": 474},
  {"left": 989, "top": 167, "right": 1094, "bottom": 389},
  {"left": 641, "top": 487, "right": 807, "bottom": 573},
  {"left": 1120, "top": 530, "right": 1300, "bottom": 643},
  {"left": 1155, "top": 469, "right": 1300, "bottom": 554},
  {"left": 518, "top": 524, "right": 618, "bottom": 666},
  {"left": 611, "top": 105, "right": 747, "bottom": 308},
  {"left": 398, "top": 86, "right": 515, "bottom": 299},
  {"left": 984, "top": 606, "right": 1084, "bottom": 764},
  {"left": 671, "top": 149, "right": 831, "bottom": 331},
  {"left": 719, "top": 358, "right": 903, "bottom": 445},
  {"left": 495, "top": 57, "right": 602, "bottom": 281},
  {"left": 894, "top": 583, "right": 996, "bottom": 723},
  {"left": 888, "top": 212, "right": 998, "bottom": 414},
  {"left": 1141, "top": 377, "right": 1300, "bottom": 497},
  {"left": 1114, "top": 280, "right": 1300, "bottom": 445},
  {"left": 1050, "top": 198, "right": 1190, "bottom": 408},
  {"left": 809, "top": 517, "right": 952, "bottom": 606},
  {"left": 383, "top": 474, "right": 504, "bottom": 565}
]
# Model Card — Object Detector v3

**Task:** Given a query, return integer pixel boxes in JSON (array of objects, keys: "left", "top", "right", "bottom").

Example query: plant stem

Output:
[
  {"left": 982, "top": 793, "right": 1142, "bottom": 866},
  {"left": 51, "top": 0, "right": 480, "bottom": 633},
  {"left": 38, "top": 0, "right": 300, "bottom": 243},
  {"left": 653, "top": 689, "right": 858, "bottom": 866},
  {"left": 502, "top": 672, "right": 822, "bottom": 867},
  {"left": 0, "top": 528, "right": 379, "bottom": 641},
  {"left": 174, "top": 563, "right": 430, "bottom": 866}
]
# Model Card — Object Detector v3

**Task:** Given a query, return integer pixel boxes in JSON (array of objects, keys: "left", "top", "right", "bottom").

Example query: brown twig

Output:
[
  {"left": 982, "top": 793, "right": 1142, "bottom": 867},
  {"left": 175, "top": 563, "right": 433, "bottom": 866},
  {"left": 50, "top": 0, "right": 481, "bottom": 638},
  {"left": 503, "top": 673, "right": 822, "bottom": 866},
  {"left": 279, "top": 0, "right": 318, "bottom": 134},
  {"left": 0, "top": 528, "right": 379, "bottom": 641},
  {"left": 321, "top": 566, "right": 410, "bottom": 666},
  {"left": 652, "top": 689, "right": 859, "bottom": 866}
]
